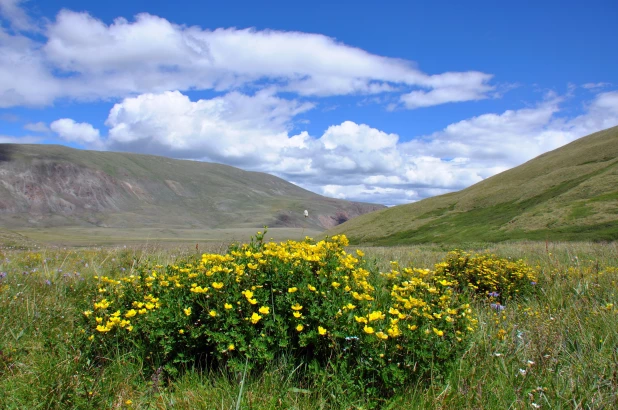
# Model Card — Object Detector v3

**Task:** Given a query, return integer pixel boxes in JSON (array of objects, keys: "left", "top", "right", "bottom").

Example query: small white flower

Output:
[
  {"left": 519, "top": 368, "right": 527, "bottom": 376},
  {"left": 531, "top": 403, "right": 541, "bottom": 409},
  {"left": 304, "top": 210, "right": 309, "bottom": 217}
]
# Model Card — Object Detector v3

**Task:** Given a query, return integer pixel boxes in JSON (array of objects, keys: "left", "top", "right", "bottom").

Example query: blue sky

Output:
[{"left": 1, "top": 0, "right": 617, "bottom": 205}]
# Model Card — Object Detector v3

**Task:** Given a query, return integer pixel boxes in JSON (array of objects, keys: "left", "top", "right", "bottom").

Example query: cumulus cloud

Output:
[
  {"left": 0, "top": 3, "right": 494, "bottom": 107},
  {"left": 50, "top": 118, "right": 103, "bottom": 147},
  {"left": 49, "top": 89, "right": 618, "bottom": 205},
  {"left": 104, "top": 90, "right": 313, "bottom": 166}
]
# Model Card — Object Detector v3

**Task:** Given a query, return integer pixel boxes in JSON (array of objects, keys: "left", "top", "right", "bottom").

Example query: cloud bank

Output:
[{"left": 47, "top": 90, "right": 618, "bottom": 205}]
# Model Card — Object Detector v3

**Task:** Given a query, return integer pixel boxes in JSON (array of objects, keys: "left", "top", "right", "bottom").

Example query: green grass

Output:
[
  {"left": 327, "top": 125, "right": 618, "bottom": 245},
  {"left": 1, "top": 240, "right": 617, "bottom": 409},
  {"left": 9, "top": 227, "right": 323, "bottom": 247}
]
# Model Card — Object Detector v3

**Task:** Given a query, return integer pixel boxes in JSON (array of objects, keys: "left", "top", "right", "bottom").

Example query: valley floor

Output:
[{"left": 0, "top": 239, "right": 616, "bottom": 409}]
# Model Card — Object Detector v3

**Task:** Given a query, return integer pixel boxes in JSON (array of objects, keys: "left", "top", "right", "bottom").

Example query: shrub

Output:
[
  {"left": 433, "top": 250, "right": 538, "bottom": 303},
  {"left": 81, "top": 232, "right": 476, "bottom": 397}
]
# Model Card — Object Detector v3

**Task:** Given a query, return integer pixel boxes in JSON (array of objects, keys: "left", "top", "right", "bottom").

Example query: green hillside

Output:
[
  {"left": 0, "top": 144, "right": 383, "bottom": 232},
  {"left": 326, "top": 125, "right": 618, "bottom": 244}
]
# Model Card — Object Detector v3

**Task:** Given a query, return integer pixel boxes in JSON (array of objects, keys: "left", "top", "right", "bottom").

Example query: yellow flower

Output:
[
  {"left": 433, "top": 327, "right": 444, "bottom": 337},
  {"left": 356, "top": 249, "right": 365, "bottom": 257},
  {"left": 138, "top": 308, "right": 147, "bottom": 314},
  {"left": 407, "top": 324, "right": 418, "bottom": 331},
  {"left": 331, "top": 282, "right": 340, "bottom": 288},
  {"left": 212, "top": 282, "right": 224, "bottom": 289},
  {"left": 376, "top": 331, "right": 388, "bottom": 340},
  {"left": 125, "top": 309, "right": 137, "bottom": 318},
  {"left": 387, "top": 326, "right": 402, "bottom": 337},
  {"left": 388, "top": 307, "right": 400, "bottom": 316},
  {"left": 307, "top": 284, "right": 317, "bottom": 291},
  {"left": 363, "top": 325, "right": 374, "bottom": 334},
  {"left": 259, "top": 306, "right": 270, "bottom": 315},
  {"left": 224, "top": 303, "right": 233, "bottom": 310},
  {"left": 126, "top": 325, "right": 134, "bottom": 332},
  {"left": 288, "top": 287, "right": 298, "bottom": 293},
  {"left": 250, "top": 312, "right": 262, "bottom": 324},
  {"left": 125, "top": 399, "right": 133, "bottom": 405},
  {"left": 248, "top": 298, "right": 258, "bottom": 305},
  {"left": 96, "top": 325, "right": 111, "bottom": 333},
  {"left": 242, "top": 290, "right": 254, "bottom": 299},
  {"left": 209, "top": 310, "right": 217, "bottom": 317},
  {"left": 93, "top": 299, "right": 110, "bottom": 310},
  {"left": 88, "top": 334, "right": 95, "bottom": 341},
  {"left": 354, "top": 316, "right": 368, "bottom": 324},
  {"left": 318, "top": 326, "right": 327, "bottom": 336},
  {"left": 368, "top": 311, "right": 385, "bottom": 322},
  {"left": 183, "top": 307, "right": 192, "bottom": 316},
  {"left": 293, "top": 311, "right": 302, "bottom": 318},
  {"left": 228, "top": 343, "right": 235, "bottom": 351},
  {"left": 291, "top": 303, "right": 303, "bottom": 311},
  {"left": 344, "top": 303, "right": 356, "bottom": 310},
  {"left": 179, "top": 329, "right": 185, "bottom": 334},
  {"left": 296, "top": 324, "right": 304, "bottom": 332},
  {"left": 83, "top": 310, "right": 92, "bottom": 317}
]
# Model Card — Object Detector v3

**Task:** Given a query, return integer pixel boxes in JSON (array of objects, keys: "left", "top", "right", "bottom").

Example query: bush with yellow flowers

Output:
[
  {"left": 81, "top": 232, "right": 478, "bottom": 396},
  {"left": 433, "top": 250, "right": 538, "bottom": 303}
]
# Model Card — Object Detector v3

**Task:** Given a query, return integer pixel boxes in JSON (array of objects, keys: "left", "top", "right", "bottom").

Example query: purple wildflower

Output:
[
  {"left": 488, "top": 291, "right": 500, "bottom": 298},
  {"left": 490, "top": 303, "right": 506, "bottom": 311},
  {"left": 0, "top": 272, "right": 6, "bottom": 280},
  {"left": 45, "top": 279, "right": 52, "bottom": 286}
]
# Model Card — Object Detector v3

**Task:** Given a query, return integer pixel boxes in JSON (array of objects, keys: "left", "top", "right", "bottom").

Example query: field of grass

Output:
[
  {"left": 11, "top": 227, "right": 323, "bottom": 247},
  {"left": 1, "top": 238, "right": 617, "bottom": 409}
]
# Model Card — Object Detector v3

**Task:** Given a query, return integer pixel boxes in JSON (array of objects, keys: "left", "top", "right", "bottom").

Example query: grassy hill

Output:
[
  {"left": 326, "top": 125, "right": 618, "bottom": 244},
  {"left": 0, "top": 144, "right": 383, "bottom": 232}
]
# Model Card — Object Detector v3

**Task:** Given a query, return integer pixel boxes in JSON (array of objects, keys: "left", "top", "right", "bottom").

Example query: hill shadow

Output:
[{"left": 0, "top": 144, "right": 15, "bottom": 162}]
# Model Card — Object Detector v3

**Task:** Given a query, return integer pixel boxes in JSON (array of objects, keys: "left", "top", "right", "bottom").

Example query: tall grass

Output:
[{"left": 1, "top": 241, "right": 617, "bottom": 409}]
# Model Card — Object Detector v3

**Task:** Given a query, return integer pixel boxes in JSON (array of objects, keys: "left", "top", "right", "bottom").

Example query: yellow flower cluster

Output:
[{"left": 83, "top": 232, "right": 479, "bottom": 374}]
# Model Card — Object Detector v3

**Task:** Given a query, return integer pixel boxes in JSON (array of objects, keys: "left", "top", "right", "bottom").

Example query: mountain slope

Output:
[
  {"left": 326, "top": 125, "right": 618, "bottom": 244},
  {"left": 0, "top": 144, "right": 384, "bottom": 230}
]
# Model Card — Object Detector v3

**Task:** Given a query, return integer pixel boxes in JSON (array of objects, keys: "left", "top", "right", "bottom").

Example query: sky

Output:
[{"left": 1, "top": 0, "right": 617, "bottom": 206}]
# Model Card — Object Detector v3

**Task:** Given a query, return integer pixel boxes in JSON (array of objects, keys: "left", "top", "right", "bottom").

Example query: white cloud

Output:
[
  {"left": 582, "top": 82, "right": 611, "bottom": 90},
  {"left": 0, "top": 134, "right": 39, "bottom": 143},
  {"left": 0, "top": 0, "right": 37, "bottom": 31},
  {"left": 104, "top": 90, "right": 313, "bottom": 166},
  {"left": 0, "top": 3, "right": 494, "bottom": 107},
  {"left": 0, "top": 28, "right": 62, "bottom": 107},
  {"left": 50, "top": 118, "right": 102, "bottom": 147},
  {"left": 23, "top": 121, "right": 49, "bottom": 133},
  {"left": 48, "top": 90, "right": 618, "bottom": 205},
  {"left": 400, "top": 71, "right": 494, "bottom": 108}
]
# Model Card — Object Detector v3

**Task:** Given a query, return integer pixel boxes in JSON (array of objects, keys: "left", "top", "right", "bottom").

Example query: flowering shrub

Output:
[
  {"left": 433, "top": 250, "right": 538, "bottom": 303},
  {"left": 82, "top": 232, "right": 477, "bottom": 395}
]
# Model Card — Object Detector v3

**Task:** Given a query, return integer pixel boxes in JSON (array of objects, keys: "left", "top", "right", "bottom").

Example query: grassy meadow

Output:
[{"left": 0, "top": 237, "right": 617, "bottom": 409}]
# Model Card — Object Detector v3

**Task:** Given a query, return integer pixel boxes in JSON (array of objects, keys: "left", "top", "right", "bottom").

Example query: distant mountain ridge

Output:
[
  {"left": 0, "top": 144, "right": 384, "bottom": 230},
  {"left": 326, "top": 125, "right": 618, "bottom": 244}
]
